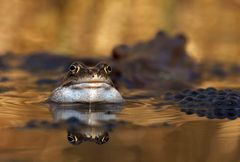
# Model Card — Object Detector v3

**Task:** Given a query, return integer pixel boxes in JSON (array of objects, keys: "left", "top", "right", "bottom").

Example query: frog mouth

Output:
[{"left": 69, "top": 81, "right": 112, "bottom": 89}]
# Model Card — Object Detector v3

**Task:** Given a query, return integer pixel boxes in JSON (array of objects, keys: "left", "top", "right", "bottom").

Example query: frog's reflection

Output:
[
  {"left": 67, "top": 126, "right": 110, "bottom": 145},
  {"left": 48, "top": 103, "right": 123, "bottom": 145}
]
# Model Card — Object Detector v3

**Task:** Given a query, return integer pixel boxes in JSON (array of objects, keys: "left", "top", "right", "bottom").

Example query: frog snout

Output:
[{"left": 87, "top": 69, "right": 95, "bottom": 77}]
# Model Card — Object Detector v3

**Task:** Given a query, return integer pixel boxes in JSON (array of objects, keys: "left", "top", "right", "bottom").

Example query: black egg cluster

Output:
[{"left": 164, "top": 87, "right": 240, "bottom": 120}]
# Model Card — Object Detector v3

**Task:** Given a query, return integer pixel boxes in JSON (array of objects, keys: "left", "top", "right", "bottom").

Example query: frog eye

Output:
[
  {"left": 104, "top": 65, "right": 112, "bottom": 74},
  {"left": 69, "top": 65, "right": 80, "bottom": 73}
]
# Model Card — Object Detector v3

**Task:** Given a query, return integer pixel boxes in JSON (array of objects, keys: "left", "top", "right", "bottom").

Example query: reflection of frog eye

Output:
[
  {"left": 69, "top": 65, "right": 80, "bottom": 73},
  {"left": 67, "top": 134, "right": 82, "bottom": 145},
  {"left": 95, "top": 132, "right": 109, "bottom": 144},
  {"left": 104, "top": 65, "right": 112, "bottom": 74},
  {"left": 67, "top": 134, "right": 77, "bottom": 142}
]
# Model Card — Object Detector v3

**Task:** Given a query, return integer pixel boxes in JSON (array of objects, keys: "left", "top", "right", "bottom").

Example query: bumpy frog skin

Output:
[{"left": 49, "top": 62, "right": 124, "bottom": 103}]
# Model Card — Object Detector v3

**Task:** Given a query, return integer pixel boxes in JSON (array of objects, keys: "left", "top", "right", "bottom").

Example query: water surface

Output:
[{"left": 0, "top": 69, "right": 240, "bottom": 162}]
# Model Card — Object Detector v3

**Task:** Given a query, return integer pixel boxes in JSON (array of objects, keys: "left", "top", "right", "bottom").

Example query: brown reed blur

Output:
[{"left": 0, "top": 0, "right": 239, "bottom": 63}]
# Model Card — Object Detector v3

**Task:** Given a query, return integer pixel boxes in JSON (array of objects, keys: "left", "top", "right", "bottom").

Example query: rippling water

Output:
[{"left": 0, "top": 69, "right": 240, "bottom": 162}]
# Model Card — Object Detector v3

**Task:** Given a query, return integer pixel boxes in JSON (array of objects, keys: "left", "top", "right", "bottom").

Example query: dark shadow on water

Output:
[{"left": 48, "top": 103, "right": 124, "bottom": 145}]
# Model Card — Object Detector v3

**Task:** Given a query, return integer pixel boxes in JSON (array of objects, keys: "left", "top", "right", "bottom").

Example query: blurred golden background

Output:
[{"left": 0, "top": 0, "right": 239, "bottom": 63}]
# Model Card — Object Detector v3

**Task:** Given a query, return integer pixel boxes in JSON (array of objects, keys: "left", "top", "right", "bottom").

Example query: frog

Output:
[{"left": 49, "top": 62, "right": 124, "bottom": 103}]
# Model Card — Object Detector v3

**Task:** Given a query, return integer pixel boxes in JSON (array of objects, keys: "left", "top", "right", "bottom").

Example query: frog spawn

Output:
[{"left": 164, "top": 87, "right": 240, "bottom": 120}]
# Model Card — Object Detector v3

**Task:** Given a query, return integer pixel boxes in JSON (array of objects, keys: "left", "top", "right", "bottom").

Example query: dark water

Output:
[{"left": 0, "top": 68, "right": 240, "bottom": 162}]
